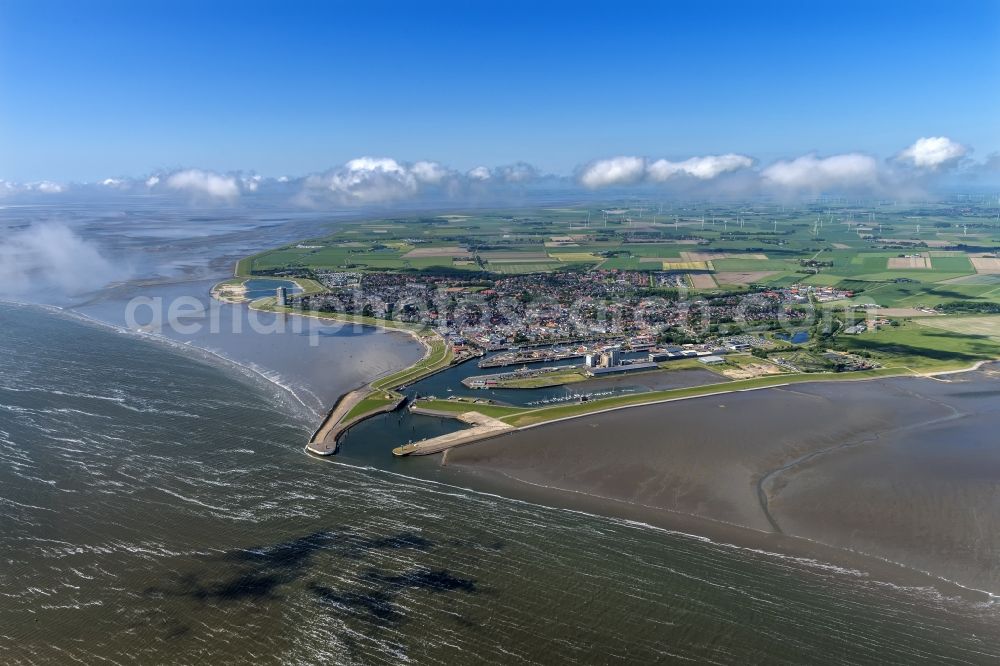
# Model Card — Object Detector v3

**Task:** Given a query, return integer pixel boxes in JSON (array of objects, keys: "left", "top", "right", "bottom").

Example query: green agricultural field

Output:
[
  {"left": 916, "top": 315, "right": 1000, "bottom": 340},
  {"left": 800, "top": 273, "right": 846, "bottom": 286},
  {"left": 597, "top": 257, "right": 645, "bottom": 270},
  {"left": 711, "top": 258, "right": 795, "bottom": 272},
  {"left": 549, "top": 252, "right": 603, "bottom": 263},
  {"left": 239, "top": 204, "right": 1000, "bottom": 304},
  {"left": 836, "top": 281, "right": 1000, "bottom": 309},
  {"left": 239, "top": 200, "right": 1000, "bottom": 378},
  {"left": 488, "top": 262, "right": 562, "bottom": 274},
  {"left": 621, "top": 244, "right": 684, "bottom": 258},
  {"left": 928, "top": 256, "right": 975, "bottom": 272},
  {"left": 839, "top": 319, "right": 1000, "bottom": 371}
]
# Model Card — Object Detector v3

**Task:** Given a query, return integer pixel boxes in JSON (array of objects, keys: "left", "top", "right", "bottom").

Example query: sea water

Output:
[{"left": 1, "top": 302, "right": 999, "bottom": 664}]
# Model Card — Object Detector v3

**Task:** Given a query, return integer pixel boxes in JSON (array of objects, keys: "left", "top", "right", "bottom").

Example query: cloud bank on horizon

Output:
[
  {"left": 580, "top": 154, "right": 756, "bottom": 188},
  {"left": 1, "top": 136, "right": 993, "bottom": 205},
  {"left": 760, "top": 153, "right": 881, "bottom": 193},
  {"left": 576, "top": 137, "right": 980, "bottom": 197}
]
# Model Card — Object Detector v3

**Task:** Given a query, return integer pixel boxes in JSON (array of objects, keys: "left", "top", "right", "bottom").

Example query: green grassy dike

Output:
[
  {"left": 286, "top": 277, "right": 328, "bottom": 296},
  {"left": 341, "top": 392, "right": 401, "bottom": 422},
  {"left": 504, "top": 368, "right": 914, "bottom": 427},
  {"left": 234, "top": 255, "right": 254, "bottom": 278},
  {"left": 412, "top": 365, "right": 954, "bottom": 429}
]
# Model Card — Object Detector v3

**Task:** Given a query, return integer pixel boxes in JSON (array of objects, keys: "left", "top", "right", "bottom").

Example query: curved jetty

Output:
[
  {"left": 307, "top": 389, "right": 405, "bottom": 455},
  {"left": 245, "top": 295, "right": 480, "bottom": 456},
  {"left": 266, "top": 309, "right": 458, "bottom": 455}
]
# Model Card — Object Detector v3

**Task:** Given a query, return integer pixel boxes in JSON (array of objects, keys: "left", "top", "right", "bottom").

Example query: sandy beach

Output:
[{"left": 444, "top": 364, "right": 1000, "bottom": 596}]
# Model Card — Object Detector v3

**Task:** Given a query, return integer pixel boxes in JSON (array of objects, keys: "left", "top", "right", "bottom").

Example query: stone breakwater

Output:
[{"left": 392, "top": 408, "right": 514, "bottom": 456}]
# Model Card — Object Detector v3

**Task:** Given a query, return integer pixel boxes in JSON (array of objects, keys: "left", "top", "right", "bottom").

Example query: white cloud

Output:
[
  {"left": 297, "top": 157, "right": 546, "bottom": 205},
  {"left": 308, "top": 157, "right": 419, "bottom": 203},
  {"left": 343, "top": 156, "right": 406, "bottom": 175},
  {"left": 647, "top": 154, "right": 753, "bottom": 181},
  {"left": 165, "top": 169, "right": 240, "bottom": 200},
  {"left": 29, "top": 181, "right": 65, "bottom": 194},
  {"left": 494, "top": 162, "right": 539, "bottom": 183},
  {"left": 896, "top": 136, "right": 967, "bottom": 169},
  {"left": 411, "top": 160, "right": 450, "bottom": 185},
  {"left": 0, "top": 223, "right": 126, "bottom": 298},
  {"left": 579, "top": 156, "right": 646, "bottom": 188},
  {"left": 761, "top": 153, "right": 880, "bottom": 192},
  {"left": 13, "top": 139, "right": 986, "bottom": 205},
  {"left": 467, "top": 166, "right": 492, "bottom": 181},
  {"left": 580, "top": 154, "right": 752, "bottom": 188},
  {"left": 465, "top": 163, "right": 539, "bottom": 183}
]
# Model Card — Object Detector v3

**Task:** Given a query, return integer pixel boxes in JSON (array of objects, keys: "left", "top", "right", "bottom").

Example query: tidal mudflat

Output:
[{"left": 446, "top": 365, "right": 1000, "bottom": 596}]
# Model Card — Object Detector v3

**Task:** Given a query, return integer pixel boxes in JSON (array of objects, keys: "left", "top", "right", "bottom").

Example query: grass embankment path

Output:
[
  {"left": 234, "top": 255, "right": 254, "bottom": 278},
  {"left": 411, "top": 362, "right": 979, "bottom": 435},
  {"left": 496, "top": 367, "right": 910, "bottom": 427}
]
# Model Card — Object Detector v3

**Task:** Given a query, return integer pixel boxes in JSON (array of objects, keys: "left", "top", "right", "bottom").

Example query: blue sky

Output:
[{"left": 1, "top": 0, "right": 997, "bottom": 182}]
